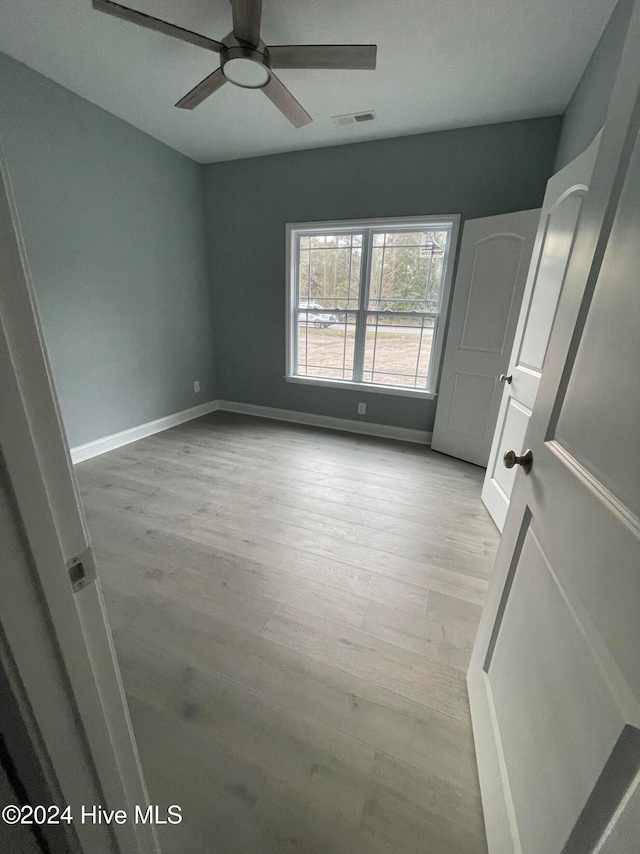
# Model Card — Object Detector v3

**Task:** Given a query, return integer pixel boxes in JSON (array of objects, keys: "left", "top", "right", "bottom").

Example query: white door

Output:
[
  {"left": 468, "top": 4, "right": 640, "bottom": 851},
  {"left": 0, "top": 147, "right": 159, "bottom": 853},
  {"left": 481, "top": 133, "right": 600, "bottom": 531},
  {"left": 431, "top": 209, "right": 539, "bottom": 466}
]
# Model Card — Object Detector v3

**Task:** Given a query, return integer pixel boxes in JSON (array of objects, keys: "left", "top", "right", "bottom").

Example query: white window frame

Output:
[{"left": 285, "top": 215, "right": 460, "bottom": 399}]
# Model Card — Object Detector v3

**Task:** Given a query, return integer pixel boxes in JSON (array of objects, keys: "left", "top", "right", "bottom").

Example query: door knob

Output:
[
  {"left": 503, "top": 449, "right": 533, "bottom": 474},
  {"left": 499, "top": 373, "right": 513, "bottom": 384},
  {"left": 502, "top": 451, "right": 533, "bottom": 474}
]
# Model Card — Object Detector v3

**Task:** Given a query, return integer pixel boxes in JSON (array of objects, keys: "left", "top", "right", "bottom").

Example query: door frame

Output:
[
  {"left": 0, "top": 138, "right": 159, "bottom": 854},
  {"left": 467, "top": 0, "right": 640, "bottom": 848}
]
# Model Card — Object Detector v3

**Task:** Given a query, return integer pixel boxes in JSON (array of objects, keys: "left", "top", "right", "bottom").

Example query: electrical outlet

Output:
[
  {"left": 358, "top": 402, "right": 366, "bottom": 415},
  {"left": 193, "top": 381, "right": 200, "bottom": 393}
]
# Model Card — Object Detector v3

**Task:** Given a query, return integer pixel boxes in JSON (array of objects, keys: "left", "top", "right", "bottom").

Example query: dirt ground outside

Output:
[{"left": 297, "top": 326, "right": 434, "bottom": 388}]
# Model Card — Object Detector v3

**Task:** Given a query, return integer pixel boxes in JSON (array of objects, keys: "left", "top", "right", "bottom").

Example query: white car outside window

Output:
[{"left": 299, "top": 302, "right": 336, "bottom": 328}]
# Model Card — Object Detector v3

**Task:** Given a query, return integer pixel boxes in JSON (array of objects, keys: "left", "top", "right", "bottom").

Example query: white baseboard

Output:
[
  {"left": 217, "top": 400, "right": 432, "bottom": 445},
  {"left": 70, "top": 400, "right": 220, "bottom": 463},
  {"left": 70, "top": 398, "right": 431, "bottom": 463}
]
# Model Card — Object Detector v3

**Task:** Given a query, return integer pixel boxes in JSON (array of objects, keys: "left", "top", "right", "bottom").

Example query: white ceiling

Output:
[{"left": 0, "top": 0, "right": 616, "bottom": 163}]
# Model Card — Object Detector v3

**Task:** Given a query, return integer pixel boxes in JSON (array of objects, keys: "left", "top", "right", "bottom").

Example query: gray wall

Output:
[
  {"left": 554, "top": 0, "right": 633, "bottom": 170},
  {"left": 0, "top": 53, "right": 216, "bottom": 448},
  {"left": 0, "top": 0, "right": 630, "bottom": 445},
  {"left": 204, "top": 117, "right": 560, "bottom": 432}
]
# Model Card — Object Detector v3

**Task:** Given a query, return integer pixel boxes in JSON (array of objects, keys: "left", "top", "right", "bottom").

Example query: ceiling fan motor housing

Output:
[
  {"left": 92, "top": 1, "right": 376, "bottom": 125},
  {"left": 220, "top": 35, "right": 271, "bottom": 88}
]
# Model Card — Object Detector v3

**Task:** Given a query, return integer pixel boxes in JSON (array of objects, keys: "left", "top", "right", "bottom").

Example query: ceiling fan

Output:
[{"left": 93, "top": 0, "right": 377, "bottom": 127}]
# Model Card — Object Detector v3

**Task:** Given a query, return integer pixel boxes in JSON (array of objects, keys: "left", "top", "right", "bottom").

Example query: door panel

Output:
[
  {"left": 517, "top": 194, "right": 586, "bottom": 371},
  {"left": 432, "top": 210, "right": 539, "bottom": 467},
  {"left": 554, "top": 157, "right": 640, "bottom": 517},
  {"left": 597, "top": 775, "right": 640, "bottom": 853},
  {"left": 564, "top": 725, "right": 640, "bottom": 854},
  {"left": 488, "top": 527, "right": 624, "bottom": 854},
  {"left": 460, "top": 235, "right": 525, "bottom": 353},
  {"left": 481, "top": 136, "right": 600, "bottom": 530},
  {"left": 490, "top": 399, "right": 530, "bottom": 504},
  {"left": 538, "top": 446, "right": 640, "bottom": 699},
  {"left": 447, "top": 372, "right": 497, "bottom": 439},
  {"left": 468, "top": 7, "right": 640, "bottom": 852}
]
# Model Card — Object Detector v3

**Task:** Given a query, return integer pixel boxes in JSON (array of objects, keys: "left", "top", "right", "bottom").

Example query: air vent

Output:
[{"left": 332, "top": 110, "right": 376, "bottom": 126}]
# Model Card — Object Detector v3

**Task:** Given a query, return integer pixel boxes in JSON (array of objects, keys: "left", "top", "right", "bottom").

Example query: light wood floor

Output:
[{"left": 76, "top": 412, "right": 500, "bottom": 854}]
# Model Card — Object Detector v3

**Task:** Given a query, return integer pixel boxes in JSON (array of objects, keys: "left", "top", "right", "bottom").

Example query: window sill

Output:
[{"left": 285, "top": 375, "right": 436, "bottom": 400}]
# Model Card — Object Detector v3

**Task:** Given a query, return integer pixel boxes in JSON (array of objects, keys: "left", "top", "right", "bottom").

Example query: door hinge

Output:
[{"left": 66, "top": 547, "right": 97, "bottom": 593}]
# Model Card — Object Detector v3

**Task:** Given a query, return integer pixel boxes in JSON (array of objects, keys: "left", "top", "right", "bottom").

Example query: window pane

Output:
[
  {"left": 369, "top": 229, "right": 449, "bottom": 312},
  {"left": 362, "top": 314, "right": 435, "bottom": 389},
  {"left": 296, "top": 312, "right": 357, "bottom": 381},
  {"left": 291, "top": 221, "right": 455, "bottom": 393},
  {"left": 297, "top": 233, "right": 362, "bottom": 312}
]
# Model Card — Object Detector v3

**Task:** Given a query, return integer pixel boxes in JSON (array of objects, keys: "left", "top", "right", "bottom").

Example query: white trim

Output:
[
  {"left": 284, "top": 375, "right": 436, "bottom": 399},
  {"left": 71, "top": 397, "right": 432, "bottom": 466},
  {"left": 284, "top": 214, "right": 460, "bottom": 396},
  {"left": 0, "top": 137, "right": 158, "bottom": 853},
  {"left": 217, "top": 400, "right": 432, "bottom": 444},
  {"left": 286, "top": 214, "right": 461, "bottom": 233},
  {"left": 70, "top": 400, "right": 220, "bottom": 463},
  {"left": 424, "top": 215, "right": 459, "bottom": 392},
  {"left": 548, "top": 439, "right": 640, "bottom": 538}
]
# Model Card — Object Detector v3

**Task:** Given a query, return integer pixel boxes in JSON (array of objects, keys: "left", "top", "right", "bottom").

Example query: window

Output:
[{"left": 286, "top": 216, "right": 458, "bottom": 398}]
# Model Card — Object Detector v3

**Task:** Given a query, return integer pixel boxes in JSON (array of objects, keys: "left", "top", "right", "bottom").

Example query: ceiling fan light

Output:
[
  {"left": 221, "top": 46, "right": 271, "bottom": 89},
  {"left": 223, "top": 57, "right": 270, "bottom": 88}
]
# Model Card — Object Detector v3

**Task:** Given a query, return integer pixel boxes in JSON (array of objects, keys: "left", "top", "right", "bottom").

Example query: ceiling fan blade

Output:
[
  {"left": 231, "top": 0, "right": 263, "bottom": 47},
  {"left": 175, "top": 68, "right": 227, "bottom": 110},
  {"left": 268, "top": 44, "right": 377, "bottom": 70},
  {"left": 262, "top": 73, "right": 312, "bottom": 128},
  {"left": 93, "top": 0, "right": 223, "bottom": 52}
]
